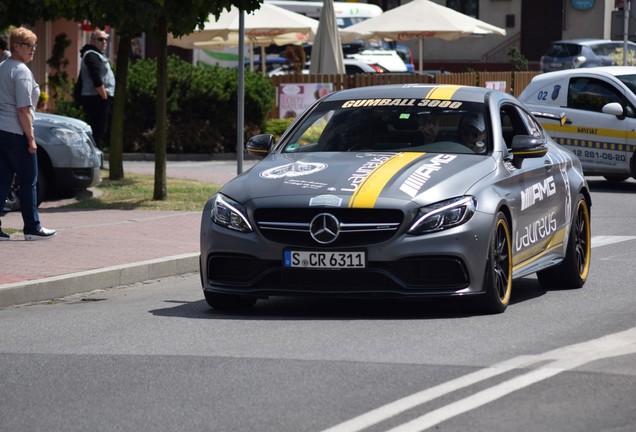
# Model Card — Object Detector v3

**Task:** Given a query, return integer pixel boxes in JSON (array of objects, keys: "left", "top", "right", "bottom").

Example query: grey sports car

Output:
[{"left": 200, "top": 84, "right": 592, "bottom": 314}]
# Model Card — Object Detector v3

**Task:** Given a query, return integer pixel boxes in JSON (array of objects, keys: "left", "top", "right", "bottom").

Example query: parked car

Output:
[
  {"left": 540, "top": 39, "right": 636, "bottom": 73},
  {"left": 199, "top": 84, "right": 592, "bottom": 314},
  {"left": 268, "top": 58, "right": 387, "bottom": 76},
  {"left": 519, "top": 66, "right": 636, "bottom": 181},
  {"left": 3, "top": 112, "right": 102, "bottom": 212}
]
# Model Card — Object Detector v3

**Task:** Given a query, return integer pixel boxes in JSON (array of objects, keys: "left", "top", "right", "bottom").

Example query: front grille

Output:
[
  {"left": 208, "top": 253, "right": 278, "bottom": 284},
  {"left": 207, "top": 254, "right": 469, "bottom": 292},
  {"left": 254, "top": 208, "right": 404, "bottom": 247}
]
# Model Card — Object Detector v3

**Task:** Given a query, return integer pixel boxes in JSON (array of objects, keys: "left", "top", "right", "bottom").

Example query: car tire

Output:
[
  {"left": 537, "top": 194, "right": 591, "bottom": 289},
  {"left": 477, "top": 212, "right": 512, "bottom": 314},
  {"left": 36, "top": 165, "right": 47, "bottom": 206},
  {"left": 36, "top": 149, "right": 54, "bottom": 204},
  {"left": 3, "top": 171, "right": 44, "bottom": 212},
  {"left": 204, "top": 291, "right": 257, "bottom": 311}
]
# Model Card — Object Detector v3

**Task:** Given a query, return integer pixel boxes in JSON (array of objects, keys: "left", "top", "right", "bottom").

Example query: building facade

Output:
[{"left": 20, "top": 0, "right": 624, "bottom": 95}]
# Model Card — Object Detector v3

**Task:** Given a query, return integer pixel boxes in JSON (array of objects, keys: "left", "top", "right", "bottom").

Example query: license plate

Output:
[
  {"left": 284, "top": 250, "right": 366, "bottom": 269},
  {"left": 550, "top": 62, "right": 563, "bottom": 68}
]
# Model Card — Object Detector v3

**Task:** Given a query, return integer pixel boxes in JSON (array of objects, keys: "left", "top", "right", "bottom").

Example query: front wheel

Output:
[
  {"left": 476, "top": 212, "right": 512, "bottom": 314},
  {"left": 537, "top": 194, "right": 591, "bottom": 289},
  {"left": 204, "top": 291, "right": 257, "bottom": 311}
]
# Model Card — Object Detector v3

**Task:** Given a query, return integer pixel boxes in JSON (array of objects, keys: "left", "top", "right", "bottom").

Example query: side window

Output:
[
  {"left": 518, "top": 108, "right": 544, "bottom": 139},
  {"left": 499, "top": 104, "right": 530, "bottom": 149},
  {"left": 567, "top": 77, "right": 625, "bottom": 112}
]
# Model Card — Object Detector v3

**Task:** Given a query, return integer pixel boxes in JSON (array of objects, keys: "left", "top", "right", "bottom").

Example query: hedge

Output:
[{"left": 55, "top": 55, "right": 275, "bottom": 154}]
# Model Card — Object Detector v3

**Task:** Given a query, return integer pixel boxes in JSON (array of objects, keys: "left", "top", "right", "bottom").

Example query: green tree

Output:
[
  {"left": 1, "top": 0, "right": 261, "bottom": 200},
  {"left": 507, "top": 47, "right": 528, "bottom": 72}
]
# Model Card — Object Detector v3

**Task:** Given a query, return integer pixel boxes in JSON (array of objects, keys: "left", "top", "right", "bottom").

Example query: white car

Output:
[
  {"left": 347, "top": 49, "right": 408, "bottom": 73},
  {"left": 3, "top": 112, "right": 102, "bottom": 212},
  {"left": 268, "top": 58, "right": 387, "bottom": 76},
  {"left": 519, "top": 66, "right": 636, "bottom": 181}
]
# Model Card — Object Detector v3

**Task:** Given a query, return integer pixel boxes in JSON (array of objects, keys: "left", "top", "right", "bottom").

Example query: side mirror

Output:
[
  {"left": 246, "top": 134, "right": 275, "bottom": 159},
  {"left": 510, "top": 135, "right": 548, "bottom": 168},
  {"left": 602, "top": 102, "right": 625, "bottom": 119}
]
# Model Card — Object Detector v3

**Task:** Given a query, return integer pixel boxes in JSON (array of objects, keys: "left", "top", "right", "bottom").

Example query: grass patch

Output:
[{"left": 60, "top": 170, "right": 221, "bottom": 211}]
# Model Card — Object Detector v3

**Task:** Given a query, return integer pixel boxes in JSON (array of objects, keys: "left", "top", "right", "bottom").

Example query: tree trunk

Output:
[
  {"left": 153, "top": 16, "right": 168, "bottom": 201},
  {"left": 109, "top": 34, "right": 131, "bottom": 181}
]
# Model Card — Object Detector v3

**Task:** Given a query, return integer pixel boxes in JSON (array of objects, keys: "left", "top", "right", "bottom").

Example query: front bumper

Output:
[
  {"left": 200, "top": 204, "right": 495, "bottom": 299},
  {"left": 52, "top": 166, "right": 101, "bottom": 193}
]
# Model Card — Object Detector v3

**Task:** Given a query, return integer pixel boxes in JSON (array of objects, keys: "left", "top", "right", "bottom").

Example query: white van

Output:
[{"left": 264, "top": 0, "right": 382, "bottom": 28}]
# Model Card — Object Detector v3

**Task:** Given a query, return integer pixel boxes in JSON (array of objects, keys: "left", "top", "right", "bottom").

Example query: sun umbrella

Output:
[
  {"left": 309, "top": 0, "right": 345, "bottom": 74},
  {"left": 168, "top": 4, "right": 320, "bottom": 74},
  {"left": 168, "top": 5, "right": 321, "bottom": 173},
  {"left": 168, "top": 4, "right": 319, "bottom": 49},
  {"left": 342, "top": 0, "right": 506, "bottom": 71}
]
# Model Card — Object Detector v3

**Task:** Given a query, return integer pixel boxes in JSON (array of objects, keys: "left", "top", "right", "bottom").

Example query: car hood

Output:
[
  {"left": 34, "top": 112, "right": 92, "bottom": 134},
  {"left": 221, "top": 152, "right": 496, "bottom": 208}
]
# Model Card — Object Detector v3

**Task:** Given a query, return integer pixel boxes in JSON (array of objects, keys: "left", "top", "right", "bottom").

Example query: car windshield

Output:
[
  {"left": 281, "top": 99, "right": 489, "bottom": 155},
  {"left": 616, "top": 73, "right": 636, "bottom": 94},
  {"left": 589, "top": 42, "right": 620, "bottom": 56}
]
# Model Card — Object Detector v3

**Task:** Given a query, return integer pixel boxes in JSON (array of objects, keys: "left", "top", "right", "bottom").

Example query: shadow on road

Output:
[
  {"left": 149, "top": 277, "right": 547, "bottom": 321},
  {"left": 587, "top": 177, "right": 636, "bottom": 194}
]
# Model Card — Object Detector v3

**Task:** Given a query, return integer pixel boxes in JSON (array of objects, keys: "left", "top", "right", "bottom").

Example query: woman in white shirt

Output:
[{"left": 0, "top": 27, "right": 56, "bottom": 241}]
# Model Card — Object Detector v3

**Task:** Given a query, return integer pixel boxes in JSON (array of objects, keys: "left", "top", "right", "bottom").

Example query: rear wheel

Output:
[
  {"left": 477, "top": 212, "right": 512, "bottom": 314},
  {"left": 204, "top": 291, "right": 257, "bottom": 311},
  {"left": 537, "top": 194, "right": 591, "bottom": 289}
]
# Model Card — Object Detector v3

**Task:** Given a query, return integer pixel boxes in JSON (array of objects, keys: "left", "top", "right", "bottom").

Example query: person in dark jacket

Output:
[{"left": 79, "top": 29, "right": 115, "bottom": 149}]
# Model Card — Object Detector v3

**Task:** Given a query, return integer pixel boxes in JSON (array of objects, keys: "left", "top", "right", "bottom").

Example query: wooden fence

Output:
[{"left": 268, "top": 70, "right": 541, "bottom": 118}]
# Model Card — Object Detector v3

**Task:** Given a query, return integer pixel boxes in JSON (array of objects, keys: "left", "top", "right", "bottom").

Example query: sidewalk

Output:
[{"left": 0, "top": 159, "right": 256, "bottom": 308}]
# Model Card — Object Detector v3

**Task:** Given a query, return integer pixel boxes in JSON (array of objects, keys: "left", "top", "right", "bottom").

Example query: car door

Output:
[
  {"left": 562, "top": 75, "right": 632, "bottom": 176},
  {"left": 498, "top": 103, "right": 566, "bottom": 269}
]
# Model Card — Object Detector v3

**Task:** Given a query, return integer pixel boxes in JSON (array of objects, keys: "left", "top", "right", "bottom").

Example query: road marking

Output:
[
  {"left": 320, "top": 327, "right": 636, "bottom": 432},
  {"left": 591, "top": 235, "right": 636, "bottom": 248},
  {"left": 317, "top": 235, "right": 636, "bottom": 432}
]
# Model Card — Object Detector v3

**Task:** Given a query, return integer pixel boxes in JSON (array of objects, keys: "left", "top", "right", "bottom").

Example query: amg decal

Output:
[
  {"left": 399, "top": 154, "right": 457, "bottom": 198},
  {"left": 521, "top": 176, "right": 556, "bottom": 211},
  {"left": 515, "top": 211, "right": 557, "bottom": 251}
]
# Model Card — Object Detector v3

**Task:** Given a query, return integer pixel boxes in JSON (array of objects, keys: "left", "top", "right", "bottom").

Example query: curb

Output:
[
  {"left": 0, "top": 253, "right": 199, "bottom": 308},
  {"left": 105, "top": 153, "right": 260, "bottom": 162}
]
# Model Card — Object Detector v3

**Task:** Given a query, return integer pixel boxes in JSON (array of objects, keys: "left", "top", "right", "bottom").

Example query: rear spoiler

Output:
[{"left": 531, "top": 111, "right": 570, "bottom": 126}]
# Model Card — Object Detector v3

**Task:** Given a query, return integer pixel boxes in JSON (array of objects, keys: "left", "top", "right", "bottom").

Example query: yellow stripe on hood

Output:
[
  {"left": 425, "top": 85, "right": 463, "bottom": 100},
  {"left": 348, "top": 153, "right": 424, "bottom": 208}
]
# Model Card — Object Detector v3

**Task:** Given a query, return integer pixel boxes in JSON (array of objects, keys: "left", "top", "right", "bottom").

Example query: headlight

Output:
[
  {"left": 408, "top": 196, "right": 476, "bottom": 235},
  {"left": 211, "top": 194, "right": 253, "bottom": 232},
  {"left": 51, "top": 128, "right": 93, "bottom": 155},
  {"left": 52, "top": 127, "right": 85, "bottom": 147}
]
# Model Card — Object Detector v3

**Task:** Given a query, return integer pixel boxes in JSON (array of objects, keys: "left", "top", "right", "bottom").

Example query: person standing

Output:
[
  {"left": 417, "top": 114, "right": 440, "bottom": 144},
  {"left": 79, "top": 29, "right": 115, "bottom": 149},
  {"left": 0, "top": 27, "right": 56, "bottom": 240},
  {"left": 460, "top": 113, "right": 488, "bottom": 154}
]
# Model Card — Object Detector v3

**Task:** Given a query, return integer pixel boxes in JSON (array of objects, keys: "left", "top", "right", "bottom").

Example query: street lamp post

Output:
[{"left": 624, "top": 0, "right": 631, "bottom": 65}]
